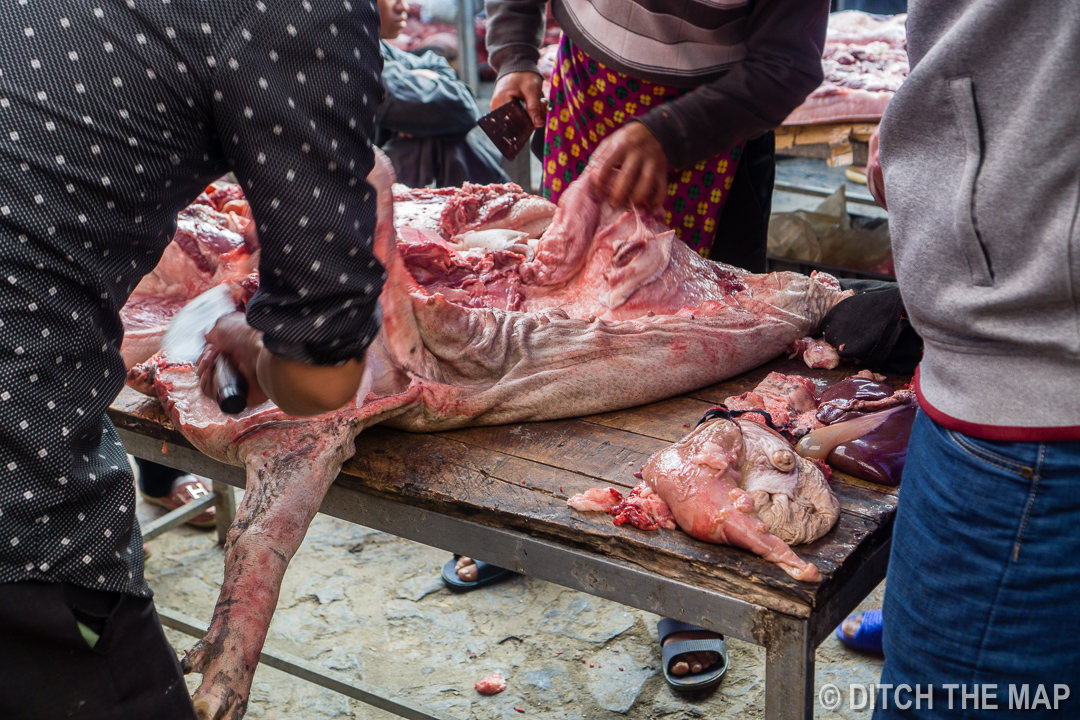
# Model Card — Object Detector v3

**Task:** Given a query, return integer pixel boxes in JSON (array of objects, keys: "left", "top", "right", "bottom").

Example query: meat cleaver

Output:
[
  {"left": 161, "top": 284, "right": 248, "bottom": 414},
  {"left": 477, "top": 99, "right": 535, "bottom": 161}
]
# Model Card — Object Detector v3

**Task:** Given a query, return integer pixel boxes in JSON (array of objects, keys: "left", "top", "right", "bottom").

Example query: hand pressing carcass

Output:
[
  {"left": 197, "top": 312, "right": 368, "bottom": 418},
  {"left": 588, "top": 121, "right": 669, "bottom": 211}
]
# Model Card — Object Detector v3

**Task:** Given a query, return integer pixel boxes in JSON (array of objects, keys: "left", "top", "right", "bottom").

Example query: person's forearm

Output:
[
  {"left": 257, "top": 350, "right": 366, "bottom": 417},
  {"left": 484, "top": 0, "right": 547, "bottom": 78},
  {"left": 639, "top": 0, "right": 828, "bottom": 169}
]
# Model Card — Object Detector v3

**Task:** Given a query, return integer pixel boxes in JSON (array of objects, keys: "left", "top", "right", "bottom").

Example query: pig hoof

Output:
[
  {"left": 192, "top": 685, "right": 247, "bottom": 720},
  {"left": 182, "top": 640, "right": 210, "bottom": 674}
]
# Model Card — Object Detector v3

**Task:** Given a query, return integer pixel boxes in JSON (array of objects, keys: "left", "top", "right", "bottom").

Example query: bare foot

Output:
[
  {"left": 455, "top": 556, "right": 478, "bottom": 582},
  {"left": 840, "top": 614, "right": 863, "bottom": 640},
  {"left": 663, "top": 630, "right": 722, "bottom": 676}
]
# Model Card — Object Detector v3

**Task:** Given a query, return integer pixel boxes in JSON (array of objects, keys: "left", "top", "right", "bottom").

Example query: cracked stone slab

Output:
[
  {"left": 537, "top": 594, "right": 635, "bottom": 644},
  {"left": 580, "top": 644, "right": 656, "bottom": 713}
]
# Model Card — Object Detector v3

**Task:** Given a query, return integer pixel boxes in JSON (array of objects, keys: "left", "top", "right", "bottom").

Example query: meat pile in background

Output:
[
  {"left": 123, "top": 154, "right": 850, "bottom": 719},
  {"left": 784, "top": 11, "right": 908, "bottom": 125}
]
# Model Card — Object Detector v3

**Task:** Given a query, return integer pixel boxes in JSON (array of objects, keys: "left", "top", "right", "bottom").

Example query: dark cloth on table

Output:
[
  {"left": 0, "top": 0, "right": 384, "bottom": 599},
  {"left": 376, "top": 41, "right": 508, "bottom": 187},
  {"left": 823, "top": 279, "right": 923, "bottom": 375},
  {"left": 0, "top": 581, "right": 196, "bottom": 720}
]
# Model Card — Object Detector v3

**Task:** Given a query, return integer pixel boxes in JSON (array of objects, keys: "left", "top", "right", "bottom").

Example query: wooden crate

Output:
[{"left": 775, "top": 122, "right": 878, "bottom": 168}]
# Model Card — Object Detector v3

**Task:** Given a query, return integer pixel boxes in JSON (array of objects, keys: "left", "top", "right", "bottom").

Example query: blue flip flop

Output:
[
  {"left": 441, "top": 555, "right": 514, "bottom": 592},
  {"left": 658, "top": 618, "right": 729, "bottom": 691},
  {"left": 835, "top": 608, "right": 884, "bottom": 654}
]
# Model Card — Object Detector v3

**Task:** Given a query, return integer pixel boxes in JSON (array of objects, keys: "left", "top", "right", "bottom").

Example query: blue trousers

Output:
[{"left": 875, "top": 413, "right": 1080, "bottom": 717}]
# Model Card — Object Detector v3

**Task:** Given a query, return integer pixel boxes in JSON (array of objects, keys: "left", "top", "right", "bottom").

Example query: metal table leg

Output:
[
  {"left": 212, "top": 480, "right": 236, "bottom": 546},
  {"left": 764, "top": 614, "right": 815, "bottom": 720},
  {"left": 455, "top": 0, "right": 479, "bottom": 97}
]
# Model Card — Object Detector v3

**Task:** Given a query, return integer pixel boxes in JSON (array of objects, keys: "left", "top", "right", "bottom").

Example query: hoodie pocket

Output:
[{"left": 949, "top": 76, "right": 993, "bottom": 286}]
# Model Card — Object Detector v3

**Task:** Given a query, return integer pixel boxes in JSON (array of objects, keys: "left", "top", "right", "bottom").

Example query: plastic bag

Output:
[{"left": 768, "top": 186, "right": 893, "bottom": 272}]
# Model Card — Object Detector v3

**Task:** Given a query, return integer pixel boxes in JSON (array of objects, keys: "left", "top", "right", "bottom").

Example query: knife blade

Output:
[
  {"left": 477, "top": 99, "right": 535, "bottom": 161},
  {"left": 161, "top": 284, "right": 249, "bottom": 414}
]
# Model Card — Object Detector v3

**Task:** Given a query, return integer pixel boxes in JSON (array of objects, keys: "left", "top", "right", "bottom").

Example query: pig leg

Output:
[
  {"left": 717, "top": 503, "right": 823, "bottom": 583},
  {"left": 182, "top": 426, "right": 358, "bottom": 720}
]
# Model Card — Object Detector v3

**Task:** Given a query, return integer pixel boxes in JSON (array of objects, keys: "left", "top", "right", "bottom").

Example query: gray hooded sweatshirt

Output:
[{"left": 881, "top": 0, "right": 1080, "bottom": 438}]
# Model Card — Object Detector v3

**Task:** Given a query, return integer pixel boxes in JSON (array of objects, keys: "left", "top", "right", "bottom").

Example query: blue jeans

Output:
[{"left": 875, "top": 412, "right": 1080, "bottom": 718}]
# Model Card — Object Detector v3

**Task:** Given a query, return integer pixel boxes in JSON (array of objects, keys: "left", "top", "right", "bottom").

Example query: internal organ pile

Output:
[
  {"left": 571, "top": 415, "right": 838, "bottom": 582},
  {"left": 124, "top": 156, "right": 849, "bottom": 719},
  {"left": 784, "top": 11, "right": 908, "bottom": 125},
  {"left": 567, "top": 370, "right": 916, "bottom": 581},
  {"left": 797, "top": 373, "right": 916, "bottom": 486},
  {"left": 717, "top": 369, "right": 916, "bottom": 486}
]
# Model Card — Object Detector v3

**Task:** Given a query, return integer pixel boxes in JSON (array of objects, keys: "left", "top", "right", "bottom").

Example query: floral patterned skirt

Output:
[{"left": 540, "top": 34, "right": 743, "bottom": 257}]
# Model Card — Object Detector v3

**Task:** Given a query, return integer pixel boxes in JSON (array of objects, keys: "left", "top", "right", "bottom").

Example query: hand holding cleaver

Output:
[{"left": 161, "top": 284, "right": 250, "bottom": 414}]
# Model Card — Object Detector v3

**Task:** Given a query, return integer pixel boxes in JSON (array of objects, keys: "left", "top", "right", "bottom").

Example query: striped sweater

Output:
[{"left": 485, "top": 0, "right": 828, "bottom": 168}]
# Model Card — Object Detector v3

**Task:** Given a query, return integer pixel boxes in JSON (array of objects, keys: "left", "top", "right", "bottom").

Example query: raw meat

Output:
[
  {"left": 374, "top": 174, "right": 847, "bottom": 431},
  {"left": 815, "top": 373, "right": 907, "bottom": 424},
  {"left": 723, "top": 372, "right": 824, "bottom": 438},
  {"left": 825, "top": 404, "right": 915, "bottom": 486},
  {"left": 784, "top": 12, "right": 908, "bottom": 125},
  {"left": 788, "top": 336, "right": 841, "bottom": 369},
  {"left": 129, "top": 158, "right": 421, "bottom": 720},
  {"left": 120, "top": 187, "right": 256, "bottom": 367},
  {"left": 124, "top": 153, "right": 849, "bottom": 718},
  {"left": 392, "top": 182, "right": 556, "bottom": 240},
  {"left": 566, "top": 487, "right": 624, "bottom": 514},
  {"left": 475, "top": 672, "right": 507, "bottom": 695},
  {"left": 638, "top": 415, "right": 837, "bottom": 582}
]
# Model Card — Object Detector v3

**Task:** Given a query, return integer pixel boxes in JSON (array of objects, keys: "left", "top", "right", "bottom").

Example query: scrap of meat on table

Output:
[
  {"left": 784, "top": 11, "right": 909, "bottom": 125},
  {"left": 122, "top": 153, "right": 852, "bottom": 719}
]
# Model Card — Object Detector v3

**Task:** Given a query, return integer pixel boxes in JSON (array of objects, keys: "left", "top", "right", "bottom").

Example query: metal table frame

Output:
[{"left": 124, "top": 430, "right": 889, "bottom": 720}]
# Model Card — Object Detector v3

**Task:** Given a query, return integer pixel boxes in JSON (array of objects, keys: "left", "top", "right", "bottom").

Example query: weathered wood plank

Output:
[
  {"left": 582, "top": 396, "right": 716, "bottom": 443},
  {"left": 434, "top": 419, "right": 665, "bottom": 487},
  {"left": 108, "top": 387, "right": 189, "bottom": 447},
  {"left": 344, "top": 427, "right": 821, "bottom": 614},
  {"left": 348, "top": 424, "right": 896, "bottom": 608}
]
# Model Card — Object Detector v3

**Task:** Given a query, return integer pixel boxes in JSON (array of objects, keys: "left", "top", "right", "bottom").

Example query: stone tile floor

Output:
[{"left": 139, "top": 491, "right": 885, "bottom": 719}]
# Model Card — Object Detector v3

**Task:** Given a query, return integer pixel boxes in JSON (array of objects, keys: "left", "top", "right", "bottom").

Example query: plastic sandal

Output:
[
  {"left": 835, "top": 608, "right": 884, "bottom": 654},
  {"left": 658, "top": 618, "right": 729, "bottom": 690},
  {"left": 441, "top": 555, "right": 514, "bottom": 592}
]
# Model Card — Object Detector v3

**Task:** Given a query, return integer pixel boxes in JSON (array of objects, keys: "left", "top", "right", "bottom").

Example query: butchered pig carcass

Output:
[{"left": 125, "top": 153, "right": 848, "bottom": 719}]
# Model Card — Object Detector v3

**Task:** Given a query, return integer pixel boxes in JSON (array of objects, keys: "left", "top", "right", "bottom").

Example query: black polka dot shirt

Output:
[{"left": 0, "top": 1, "right": 385, "bottom": 596}]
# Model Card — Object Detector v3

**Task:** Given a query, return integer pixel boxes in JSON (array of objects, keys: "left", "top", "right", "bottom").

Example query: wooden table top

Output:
[{"left": 109, "top": 356, "right": 902, "bottom": 619}]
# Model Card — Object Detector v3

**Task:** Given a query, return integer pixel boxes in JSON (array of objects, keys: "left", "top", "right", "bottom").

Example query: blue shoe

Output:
[{"left": 835, "top": 609, "right": 883, "bottom": 654}]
